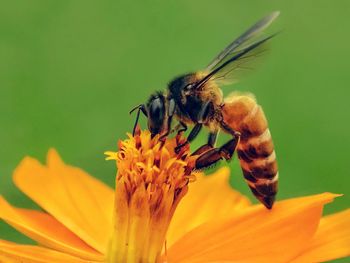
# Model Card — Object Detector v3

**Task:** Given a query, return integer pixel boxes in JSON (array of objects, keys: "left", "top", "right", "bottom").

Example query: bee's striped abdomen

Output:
[{"left": 222, "top": 93, "right": 278, "bottom": 209}]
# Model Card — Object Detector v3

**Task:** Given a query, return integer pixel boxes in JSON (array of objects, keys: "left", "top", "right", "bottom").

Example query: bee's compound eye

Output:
[
  {"left": 147, "top": 95, "right": 166, "bottom": 136},
  {"left": 149, "top": 98, "right": 164, "bottom": 118}
]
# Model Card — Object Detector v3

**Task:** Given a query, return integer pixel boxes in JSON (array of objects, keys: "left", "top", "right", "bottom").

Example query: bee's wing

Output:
[
  {"left": 207, "top": 11, "right": 280, "bottom": 71},
  {"left": 195, "top": 12, "right": 279, "bottom": 89}
]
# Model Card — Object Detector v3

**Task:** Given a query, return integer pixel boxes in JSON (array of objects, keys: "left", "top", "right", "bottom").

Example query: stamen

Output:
[{"left": 105, "top": 128, "right": 197, "bottom": 263}]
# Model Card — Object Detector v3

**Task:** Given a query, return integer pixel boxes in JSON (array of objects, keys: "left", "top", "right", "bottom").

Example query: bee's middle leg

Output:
[{"left": 175, "top": 101, "right": 215, "bottom": 153}]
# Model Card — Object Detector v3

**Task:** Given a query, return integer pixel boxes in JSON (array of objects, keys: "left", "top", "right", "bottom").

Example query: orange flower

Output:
[{"left": 0, "top": 130, "right": 349, "bottom": 263}]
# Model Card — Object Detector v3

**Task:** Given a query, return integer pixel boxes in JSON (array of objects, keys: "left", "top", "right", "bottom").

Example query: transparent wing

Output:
[
  {"left": 209, "top": 36, "right": 272, "bottom": 86},
  {"left": 207, "top": 11, "right": 280, "bottom": 71},
  {"left": 196, "top": 33, "right": 277, "bottom": 89}
]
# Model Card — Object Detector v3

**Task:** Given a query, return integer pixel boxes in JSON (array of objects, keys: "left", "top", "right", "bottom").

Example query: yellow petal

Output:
[
  {"left": 167, "top": 167, "right": 251, "bottom": 247},
  {"left": 0, "top": 196, "right": 103, "bottom": 261},
  {"left": 13, "top": 149, "right": 114, "bottom": 254},
  {"left": 290, "top": 208, "right": 350, "bottom": 263},
  {"left": 165, "top": 193, "right": 338, "bottom": 263},
  {"left": 0, "top": 240, "right": 100, "bottom": 263}
]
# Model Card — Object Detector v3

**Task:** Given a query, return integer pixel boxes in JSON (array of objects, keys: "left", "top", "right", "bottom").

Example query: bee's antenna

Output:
[
  {"left": 130, "top": 104, "right": 147, "bottom": 136},
  {"left": 130, "top": 104, "right": 142, "bottom": 114}
]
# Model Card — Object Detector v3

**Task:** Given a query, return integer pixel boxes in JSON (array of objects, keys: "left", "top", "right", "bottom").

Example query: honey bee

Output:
[{"left": 131, "top": 12, "right": 279, "bottom": 209}]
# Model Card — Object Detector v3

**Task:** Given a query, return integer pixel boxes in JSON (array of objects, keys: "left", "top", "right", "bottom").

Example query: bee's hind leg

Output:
[
  {"left": 220, "top": 119, "right": 241, "bottom": 139},
  {"left": 193, "top": 122, "right": 240, "bottom": 170},
  {"left": 194, "top": 136, "right": 239, "bottom": 170},
  {"left": 192, "top": 130, "right": 218, "bottom": 156}
]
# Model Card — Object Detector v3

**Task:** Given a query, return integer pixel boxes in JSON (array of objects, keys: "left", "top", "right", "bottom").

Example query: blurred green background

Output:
[{"left": 0, "top": 0, "right": 349, "bottom": 261}]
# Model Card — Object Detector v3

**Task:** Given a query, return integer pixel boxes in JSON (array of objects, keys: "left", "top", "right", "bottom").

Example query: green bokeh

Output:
[{"left": 0, "top": 0, "right": 349, "bottom": 261}]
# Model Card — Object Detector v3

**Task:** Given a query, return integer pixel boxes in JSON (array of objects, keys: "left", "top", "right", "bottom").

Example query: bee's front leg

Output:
[{"left": 175, "top": 123, "right": 202, "bottom": 153}]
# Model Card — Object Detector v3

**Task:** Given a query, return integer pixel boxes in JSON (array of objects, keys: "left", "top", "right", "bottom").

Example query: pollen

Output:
[{"left": 105, "top": 127, "right": 197, "bottom": 263}]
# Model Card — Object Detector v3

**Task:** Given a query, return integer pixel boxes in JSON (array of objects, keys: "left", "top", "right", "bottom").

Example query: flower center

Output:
[{"left": 105, "top": 127, "right": 196, "bottom": 263}]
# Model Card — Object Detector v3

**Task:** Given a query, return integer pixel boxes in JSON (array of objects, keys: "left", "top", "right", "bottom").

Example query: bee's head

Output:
[{"left": 146, "top": 92, "right": 167, "bottom": 137}]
